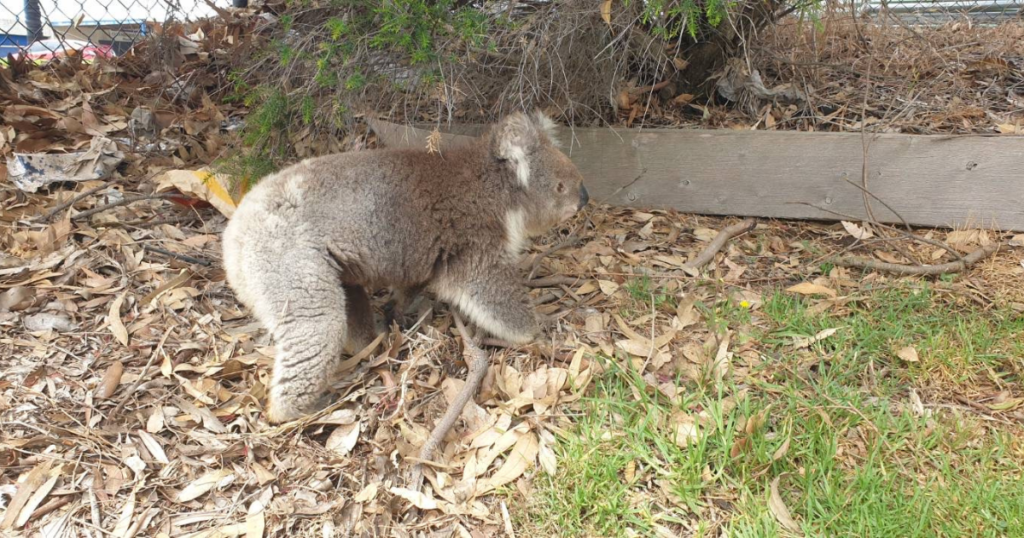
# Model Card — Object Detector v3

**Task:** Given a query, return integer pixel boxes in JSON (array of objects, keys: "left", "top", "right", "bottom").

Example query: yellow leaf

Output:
[{"left": 600, "top": 0, "right": 613, "bottom": 26}]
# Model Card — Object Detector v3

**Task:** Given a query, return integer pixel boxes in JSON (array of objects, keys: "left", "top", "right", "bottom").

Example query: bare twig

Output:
[
  {"left": 107, "top": 328, "right": 172, "bottom": 421},
  {"left": 143, "top": 246, "right": 213, "bottom": 267},
  {"left": 408, "top": 313, "right": 493, "bottom": 491},
  {"left": 527, "top": 237, "right": 582, "bottom": 280},
  {"left": 43, "top": 179, "right": 124, "bottom": 222},
  {"left": 795, "top": 201, "right": 965, "bottom": 264},
  {"left": 527, "top": 275, "right": 581, "bottom": 288},
  {"left": 835, "top": 243, "right": 998, "bottom": 275},
  {"left": 682, "top": 218, "right": 757, "bottom": 272},
  {"left": 29, "top": 494, "right": 75, "bottom": 520},
  {"left": 70, "top": 193, "right": 177, "bottom": 222}
]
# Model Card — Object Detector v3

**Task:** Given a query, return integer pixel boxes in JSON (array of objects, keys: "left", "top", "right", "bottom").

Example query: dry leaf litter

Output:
[{"left": 4, "top": 9, "right": 1024, "bottom": 538}]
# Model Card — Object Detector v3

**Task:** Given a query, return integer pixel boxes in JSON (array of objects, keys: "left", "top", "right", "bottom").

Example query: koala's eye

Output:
[{"left": 556, "top": 182, "right": 566, "bottom": 194}]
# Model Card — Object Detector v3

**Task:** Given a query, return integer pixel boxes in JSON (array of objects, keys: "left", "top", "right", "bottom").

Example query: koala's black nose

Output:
[{"left": 578, "top": 184, "right": 590, "bottom": 209}]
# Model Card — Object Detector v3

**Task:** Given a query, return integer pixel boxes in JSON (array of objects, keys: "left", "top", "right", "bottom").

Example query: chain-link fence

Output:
[
  {"left": 860, "top": 0, "right": 1020, "bottom": 23},
  {"left": 0, "top": 0, "right": 241, "bottom": 62},
  {"left": 1, "top": 0, "right": 1021, "bottom": 65}
]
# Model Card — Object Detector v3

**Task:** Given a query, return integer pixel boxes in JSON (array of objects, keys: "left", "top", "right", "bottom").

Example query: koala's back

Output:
[{"left": 224, "top": 144, "right": 506, "bottom": 293}]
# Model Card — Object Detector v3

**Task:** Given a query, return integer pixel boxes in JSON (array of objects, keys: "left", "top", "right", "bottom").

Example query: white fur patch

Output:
[
  {"left": 285, "top": 174, "right": 305, "bottom": 204},
  {"left": 502, "top": 144, "right": 530, "bottom": 187},
  {"left": 504, "top": 208, "right": 529, "bottom": 258},
  {"left": 435, "top": 283, "right": 532, "bottom": 345},
  {"left": 532, "top": 111, "right": 561, "bottom": 148}
]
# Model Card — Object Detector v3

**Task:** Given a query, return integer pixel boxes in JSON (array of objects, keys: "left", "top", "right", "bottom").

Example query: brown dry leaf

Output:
[
  {"left": 137, "top": 430, "right": 169, "bottom": 464},
  {"left": 674, "top": 415, "right": 701, "bottom": 447},
  {"left": 0, "top": 287, "right": 33, "bottom": 312},
  {"left": 108, "top": 292, "right": 129, "bottom": 346},
  {"left": 96, "top": 361, "right": 124, "bottom": 400},
  {"left": 769, "top": 476, "right": 803, "bottom": 535},
  {"left": 538, "top": 438, "right": 558, "bottom": 476},
  {"left": 996, "top": 123, "right": 1020, "bottom": 134},
  {"left": 111, "top": 487, "right": 136, "bottom": 538},
  {"left": 841, "top": 221, "right": 874, "bottom": 240},
  {"left": 772, "top": 436, "right": 791, "bottom": 462},
  {"left": 176, "top": 469, "right": 233, "bottom": 503},
  {"left": 390, "top": 487, "right": 441, "bottom": 510},
  {"left": 426, "top": 128, "right": 442, "bottom": 154},
  {"left": 896, "top": 346, "right": 920, "bottom": 363},
  {"left": 598, "top": 280, "right": 620, "bottom": 296},
  {"left": 792, "top": 328, "right": 838, "bottom": 350},
  {"left": 674, "top": 294, "right": 699, "bottom": 329},
  {"left": 13, "top": 463, "right": 60, "bottom": 529},
  {"left": 786, "top": 282, "right": 837, "bottom": 299},
  {"left": 245, "top": 498, "right": 266, "bottom": 538},
  {"left": 146, "top": 408, "right": 165, "bottom": 433},
  {"left": 325, "top": 422, "right": 360, "bottom": 456},
  {"left": 480, "top": 431, "right": 539, "bottom": 493},
  {"left": 615, "top": 338, "right": 653, "bottom": 358},
  {"left": 711, "top": 331, "right": 732, "bottom": 382},
  {"left": 873, "top": 250, "right": 904, "bottom": 264},
  {"left": 353, "top": 482, "right": 379, "bottom": 503}
]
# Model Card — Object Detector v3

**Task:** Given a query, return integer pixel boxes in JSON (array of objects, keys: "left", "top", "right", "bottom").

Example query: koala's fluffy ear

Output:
[
  {"left": 492, "top": 112, "right": 538, "bottom": 188},
  {"left": 531, "top": 110, "right": 561, "bottom": 149}
]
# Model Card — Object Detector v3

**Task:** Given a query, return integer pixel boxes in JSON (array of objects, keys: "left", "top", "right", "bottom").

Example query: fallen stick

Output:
[
  {"left": 71, "top": 193, "right": 177, "bottom": 222},
  {"left": 43, "top": 178, "right": 125, "bottom": 221},
  {"left": 408, "top": 313, "right": 493, "bottom": 491},
  {"left": 527, "top": 275, "right": 581, "bottom": 288},
  {"left": 143, "top": 245, "right": 213, "bottom": 267},
  {"left": 834, "top": 243, "right": 999, "bottom": 275},
  {"left": 682, "top": 218, "right": 757, "bottom": 272}
]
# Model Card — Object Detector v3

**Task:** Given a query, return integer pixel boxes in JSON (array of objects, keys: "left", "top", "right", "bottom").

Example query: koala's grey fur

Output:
[{"left": 221, "top": 110, "right": 589, "bottom": 424}]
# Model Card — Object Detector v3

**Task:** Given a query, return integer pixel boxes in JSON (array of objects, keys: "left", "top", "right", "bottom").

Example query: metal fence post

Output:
[{"left": 24, "top": 0, "right": 42, "bottom": 42}]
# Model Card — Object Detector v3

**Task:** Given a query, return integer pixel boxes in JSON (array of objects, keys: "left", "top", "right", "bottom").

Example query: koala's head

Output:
[{"left": 490, "top": 110, "right": 589, "bottom": 237}]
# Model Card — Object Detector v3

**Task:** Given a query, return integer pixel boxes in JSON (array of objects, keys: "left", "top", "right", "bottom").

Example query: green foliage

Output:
[
  {"left": 368, "top": 0, "right": 495, "bottom": 64},
  {"left": 326, "top": 17, "right": 348, "bottom": 40},
  {"left": 344, "top": 72, "right": 366, "bottom": 91},
  {"left": 625, "top": 0, "right": 730, "bottom": 39}
]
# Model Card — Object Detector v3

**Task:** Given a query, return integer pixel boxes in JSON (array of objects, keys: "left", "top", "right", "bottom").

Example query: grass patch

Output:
[{"left": 516, "top": 284, "right": 1024, "bottom": 536}]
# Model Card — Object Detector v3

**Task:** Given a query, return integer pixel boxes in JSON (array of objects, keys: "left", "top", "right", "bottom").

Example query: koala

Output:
[{"left": 221, "top": 110, "right": 589, "bottom": 424}]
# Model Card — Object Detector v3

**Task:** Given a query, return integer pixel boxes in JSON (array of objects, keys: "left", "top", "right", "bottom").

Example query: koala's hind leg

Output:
[
  {"left": 432, "top": 263, "right": 540, "bottom": 345},
  {"left": 342, "top": 284, "right": 378, "bottom": 354},
  {"left": 240, "top": 251, "right": 350, "bottom": 424}
]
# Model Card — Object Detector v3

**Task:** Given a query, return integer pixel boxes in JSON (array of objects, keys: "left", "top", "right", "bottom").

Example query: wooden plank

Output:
[{"left": 367, "top": 118, "right": 1024, "bottom": 231}]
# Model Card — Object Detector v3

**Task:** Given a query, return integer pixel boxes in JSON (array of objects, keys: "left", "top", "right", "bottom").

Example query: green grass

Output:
[{"left": 515, "top": 284, "right": 1024, "bottom": 537}]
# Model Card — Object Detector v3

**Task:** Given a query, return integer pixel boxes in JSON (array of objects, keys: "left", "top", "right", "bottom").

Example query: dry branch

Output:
[
  {"left": 835, "top": 243, "right": 999, "bottom": 275},
  {"left": 527, "top": 275, "right": 582, "bottom": 288},
  {"left": 683, "top": 218, "right": 757, "bottom": 271},
  {"left": 408, "top": 313, "right": 493, "bottom": 491},
  {"left": 70, "top": 193, "right": 177, "bottom": 222}
]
